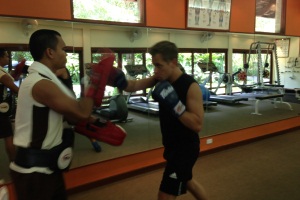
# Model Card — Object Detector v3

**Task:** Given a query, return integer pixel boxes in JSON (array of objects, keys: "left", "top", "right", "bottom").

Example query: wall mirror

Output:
[{"left": 0, "top": 16, "right": 299, "bottom": 184}]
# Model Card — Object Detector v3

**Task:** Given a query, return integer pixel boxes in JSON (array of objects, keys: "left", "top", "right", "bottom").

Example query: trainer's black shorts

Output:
[
  {"left": 0, "top": 115, "right": 13, "bottom": 138},
  {"left": 10, "top": 170, "right": 67, "bottom": 200}
]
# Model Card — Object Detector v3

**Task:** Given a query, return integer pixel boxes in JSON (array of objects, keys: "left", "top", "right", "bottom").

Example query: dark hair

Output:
[
  {"left": 29, "top": 29, "right": 61, "bottom": 61},
  {"left": 0, "top": 48, "right": 7, "bottom": 58},
  {"left": 149, "top": 41, "right": 178, "bottom": 62}
]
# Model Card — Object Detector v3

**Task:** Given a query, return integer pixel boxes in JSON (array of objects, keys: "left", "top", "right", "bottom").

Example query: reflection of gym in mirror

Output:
[{"left": 0, "top": 16, "right": 300, "bottom": 186}]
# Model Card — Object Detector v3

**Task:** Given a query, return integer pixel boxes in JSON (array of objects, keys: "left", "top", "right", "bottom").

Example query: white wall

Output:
[
  {"left": 278, "top": 37, "right": 300, "bottom": 89},
  {"left": 0, "top": 18, "right": 299, "bottom": 89}
]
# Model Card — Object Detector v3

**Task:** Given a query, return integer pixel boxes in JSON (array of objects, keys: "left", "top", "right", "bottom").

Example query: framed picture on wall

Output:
[
  {"left": 275, "top": 38, "right": 290, "bottom": 58},
  {"left": 186, "top": 0, "right": 231, "bottom": 30}
]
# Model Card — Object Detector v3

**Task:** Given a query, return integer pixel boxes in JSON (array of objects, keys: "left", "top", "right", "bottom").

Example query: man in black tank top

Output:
[{"left": 109, "top": 41, "right": 208, "bottom": 199}]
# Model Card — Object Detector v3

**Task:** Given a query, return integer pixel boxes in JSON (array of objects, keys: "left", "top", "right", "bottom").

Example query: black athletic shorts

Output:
[
  {"left": 0, "top": 114, "right": 13, "bottom": 138},
  {"left": 159, "top": 145, "right": 199, "bottom": 196},
  {"left": 10, "top": 170, "right": 67, "bottom": 200}
]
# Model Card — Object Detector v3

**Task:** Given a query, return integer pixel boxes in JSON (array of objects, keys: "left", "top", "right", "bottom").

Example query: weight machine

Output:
[
  {"left": 197, "top": 62, "right": 248, "bottom": 104},
  {"left": 243, "top": 41, "right": 282, "bottom": 91}
]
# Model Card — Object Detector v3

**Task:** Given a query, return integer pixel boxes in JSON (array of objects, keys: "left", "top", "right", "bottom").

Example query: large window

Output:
[
  {"left": 192, "top": 52, "right": 209, "bottom": 84},
  {"left": 255, "top": 0, "right": 285, "bottom": 33},
  {"left": 178, "top": 53, "right": 192, "bottom": 75},
  {"left": 192, "top": 50, "right": 227, "bottom": 94},
  {"left": 66, "top": 52, "right": 81, "bottom": 98},
  {"left": 121, "top": 52, "right": 145, "bottom": 96},
  {"left": 72, "top": 0, "right": 144, "bottom": 25}
]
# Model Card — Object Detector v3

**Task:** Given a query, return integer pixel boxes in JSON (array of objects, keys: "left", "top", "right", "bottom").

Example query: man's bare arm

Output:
[
  {"left": 125, "top": 76, "right": 157, "bottom": 92},
  {"left": 178, "top": 83, "right": 204, "bottom": 133},
  {"left": 0, "top": 75, "right": 19, "bottom": 94},
  {"left": 32, "top": 79, "right": 93, "bottom": 123}
]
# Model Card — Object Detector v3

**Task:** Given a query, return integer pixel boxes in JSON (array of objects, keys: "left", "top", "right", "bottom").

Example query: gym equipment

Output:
[
  {"left": 251, "top": 94, "right": 292, "bottom": 115},
  {"left": 198, "top": 62, "right": 248, "bottom": 104},
  {"left": 94, "top": 94, "right": 133, "bottom": 123},
  {"left": 127, "top": 94, "right": 159, "bottom": 115},
  {"left": 199, "top": 84, "right": 210, "bottom": 101},
  {"left": 235, "top": 42, "right": 286, "bottom": 100},
  {"left": 210, "top": 94, "right": 248, "bottom": 104},
  {"left": 199, "top": 84, "right": 217, "bottom": 107},
  {"left": 213, "top": 68, "right": 243, "bottom": 94},
  {"left": 244, "top": 41, "right": 281, "bottom": 88},
  {"left": 125, "top": 64, "right": 159, "bottom": 115},
  {"left": 237, "top": 71, "right": 247, "bottom": 82}
]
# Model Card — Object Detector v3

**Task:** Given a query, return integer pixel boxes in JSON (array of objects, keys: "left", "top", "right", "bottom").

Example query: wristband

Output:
[{"left": 173, "top": 101, "right": 186, "bottom": 117}]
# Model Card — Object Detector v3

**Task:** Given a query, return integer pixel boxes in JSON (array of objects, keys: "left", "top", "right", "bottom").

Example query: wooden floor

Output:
[{"left": 68, "top": 128, "right": 300, "bottom": 200}]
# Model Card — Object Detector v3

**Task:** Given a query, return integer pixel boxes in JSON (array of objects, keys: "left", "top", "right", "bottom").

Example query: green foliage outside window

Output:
[
  {"left": 66, "top": 53, "right": 80, "bottom": 84},
  {"left": 73, "top": 0, "right": 141, "bottom": 23},
  {"left": 11, "top": 51, "right": 33, "bottom": 62}
]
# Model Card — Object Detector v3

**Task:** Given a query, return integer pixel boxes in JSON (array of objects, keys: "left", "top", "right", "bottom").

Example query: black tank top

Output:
[{"left": 158, "top": 73, "right": 200, "bottom": 150}]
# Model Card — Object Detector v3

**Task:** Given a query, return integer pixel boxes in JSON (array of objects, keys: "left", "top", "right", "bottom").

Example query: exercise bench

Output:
[{"left": 251, "top": 94, "right": 293, "bottom": 115}]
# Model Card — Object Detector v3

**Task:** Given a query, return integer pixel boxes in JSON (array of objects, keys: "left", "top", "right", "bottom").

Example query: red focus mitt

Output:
[
  {"left": 12, "top": 59, "right": 26, "bottom": 81},
  {"left": 75, "top": 120, "right": 127, "bottom": 146},
  {"left": 85, "top": 50, "right": 115, "bottom": 107}
]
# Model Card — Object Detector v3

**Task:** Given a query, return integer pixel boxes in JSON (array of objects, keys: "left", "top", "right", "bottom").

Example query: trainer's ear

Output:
[{"left": 45, "top": 48, "right": 55, "bottom": 59}]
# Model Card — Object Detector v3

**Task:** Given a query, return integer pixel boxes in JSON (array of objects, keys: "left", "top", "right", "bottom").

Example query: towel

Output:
[{"left": 28, "top": 62, "right": 75, "bottom": 99}]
